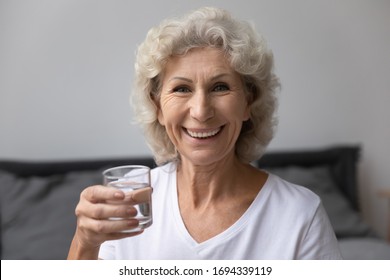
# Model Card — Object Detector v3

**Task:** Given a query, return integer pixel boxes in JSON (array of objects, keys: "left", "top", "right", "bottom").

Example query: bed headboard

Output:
[
  {"left": 256, "top": 146, "right": 361, "bottom": 211},
  {"left": 0, "top": 146, "right": 361, "bottom": 209}
]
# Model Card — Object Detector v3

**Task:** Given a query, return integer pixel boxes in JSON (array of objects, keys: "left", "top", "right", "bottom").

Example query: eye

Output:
[
  {"left": 173, "top": 86, "right": 191, "bottom": 93},
  {"left": 213, "top": 84, "right": 229, "bottom": 92}
]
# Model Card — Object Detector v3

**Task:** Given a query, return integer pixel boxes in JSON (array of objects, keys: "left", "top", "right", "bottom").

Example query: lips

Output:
[{"left": 186, "top": 127, "right": 223, "bottom": 139}]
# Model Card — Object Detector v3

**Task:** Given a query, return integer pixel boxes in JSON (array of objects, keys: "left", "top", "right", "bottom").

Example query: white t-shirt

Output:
[{"left": 99, "top": 162, "right": 341, "bottom": 259}]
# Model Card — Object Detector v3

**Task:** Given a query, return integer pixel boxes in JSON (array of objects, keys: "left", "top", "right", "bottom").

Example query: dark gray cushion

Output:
[
  {"left": 266, "top": 166, "right": 374, "bottom": 238},
  {"left": 0, "top": 169, "right": 102, "bottom": 259},
  {"left": 338, "top": 238, "right": 390, "bottom": 259}
]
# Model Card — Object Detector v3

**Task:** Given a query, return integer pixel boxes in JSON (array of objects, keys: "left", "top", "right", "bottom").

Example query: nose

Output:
[{"left": 189, "top": 90, "right": 214, "bottom": 122}]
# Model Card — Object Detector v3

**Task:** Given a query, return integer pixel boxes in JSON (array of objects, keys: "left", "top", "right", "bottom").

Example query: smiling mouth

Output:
[{"left": 185, "top": 127, "right": 223, "bottom": 139}]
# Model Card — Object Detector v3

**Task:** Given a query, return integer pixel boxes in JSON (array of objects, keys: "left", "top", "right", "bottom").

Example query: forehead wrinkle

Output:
[
  {"left": 168, "top": 72, "right": 232, "bottom": 84},
  {"left": 168, "top": 77, "right": 193, "bottom": 83},
  {"left": 210, "top": 73, "right": 231, "bottom": 81}
]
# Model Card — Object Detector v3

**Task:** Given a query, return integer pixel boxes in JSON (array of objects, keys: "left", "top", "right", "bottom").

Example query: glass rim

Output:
[{"left": 102, "top": 165, "right": 150, "bottom": 180}]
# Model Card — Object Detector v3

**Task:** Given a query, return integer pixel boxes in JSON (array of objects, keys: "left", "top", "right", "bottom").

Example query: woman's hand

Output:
[{"left": 67, "top": 185, "right": 143, "bottom": 259}]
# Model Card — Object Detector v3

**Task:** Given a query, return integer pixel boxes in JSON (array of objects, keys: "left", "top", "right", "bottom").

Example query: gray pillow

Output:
[
  {"left": 338, "top": 238, "right": 390, "bottom": 259},
  {"left": 266, "top": 166, "right": 373, "bottom": 238},
  {"left": 0, "top": 169, "right": 102, "bottom": 259}
]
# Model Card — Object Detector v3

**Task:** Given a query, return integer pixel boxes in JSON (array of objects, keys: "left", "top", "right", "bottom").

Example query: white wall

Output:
[{"left": 1, "top": 0, "right": 389, "bottom": 237}]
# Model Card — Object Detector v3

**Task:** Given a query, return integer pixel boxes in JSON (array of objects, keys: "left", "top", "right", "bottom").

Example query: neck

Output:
[{"left": 176, "top": 154, "right": 250, "bottom": 208}]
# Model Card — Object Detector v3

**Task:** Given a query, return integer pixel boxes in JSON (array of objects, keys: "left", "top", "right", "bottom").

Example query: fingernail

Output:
[
  {"left": 128, "top": 219, "right": 139, "bottom": 226},
  {"left": 114, "top": 192, "right": 124, "bottom": 198},
  {"left": 127, "top": 208, "right": 137, "bottom": 215}
]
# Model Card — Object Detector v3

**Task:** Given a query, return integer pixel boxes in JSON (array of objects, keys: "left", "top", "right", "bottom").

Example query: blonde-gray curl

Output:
[{"left": 131, "top": 7, "right": 280, "bottom": 165}]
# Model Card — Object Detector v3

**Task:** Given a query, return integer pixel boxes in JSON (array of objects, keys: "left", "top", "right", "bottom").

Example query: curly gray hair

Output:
[{"left": 132, "top": 7, "right": 280, "bottom": 165}]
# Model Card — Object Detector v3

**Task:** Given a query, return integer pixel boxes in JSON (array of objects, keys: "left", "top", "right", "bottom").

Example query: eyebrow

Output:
[
  {"left": 168, "top": 73, "right": 230, "bottom": 83},
  {"left": 169, "top": 77, "right": 193, "bottom": 83}
]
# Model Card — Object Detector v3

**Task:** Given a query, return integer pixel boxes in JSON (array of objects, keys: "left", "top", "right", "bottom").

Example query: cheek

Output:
[
  {"left": 156, "top": 95, "right": 173, "bottom": 126},
  {"left": 157, "top": 109, "right": 165, "bottom": 126},
  {"left": 153, "top": 94, "right": 165, "bottom": 126},
  {"left": 157, "top": 96, "right": 182, "bottom": 127},
  {"left": 227, "top": 99, "right": 250, "bottom": 122}
]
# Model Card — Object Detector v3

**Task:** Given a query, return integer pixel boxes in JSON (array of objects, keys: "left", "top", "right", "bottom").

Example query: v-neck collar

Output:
[{"left": 168, "top": 163, "right": 272, "bottom": 253}]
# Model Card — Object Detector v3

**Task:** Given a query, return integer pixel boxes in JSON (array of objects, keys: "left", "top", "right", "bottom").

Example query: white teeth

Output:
[{"left": 187, "top": 128, "right": 221, "bottom": 138}]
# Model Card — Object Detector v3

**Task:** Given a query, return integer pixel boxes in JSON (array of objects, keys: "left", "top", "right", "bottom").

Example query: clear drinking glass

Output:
[{"left": 102, "top": 165, "right": 152, "bottom": 232}]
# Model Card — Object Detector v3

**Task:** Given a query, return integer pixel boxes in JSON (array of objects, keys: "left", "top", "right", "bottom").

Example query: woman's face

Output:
[{"left": 157, "top": 47, "right": 250, "bottom": 166}]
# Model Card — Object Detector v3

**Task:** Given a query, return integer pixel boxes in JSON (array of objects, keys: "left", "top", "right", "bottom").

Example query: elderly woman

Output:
[{"left": 68, "top": 7, "right": 341, "bottom": 259}]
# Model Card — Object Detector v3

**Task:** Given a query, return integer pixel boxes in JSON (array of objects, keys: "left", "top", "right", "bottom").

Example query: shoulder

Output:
[
  {"left": 260, "top": 172, "right": 323, "bottom": 224},
  {"left": 265, "top": 172, "right": 321, "bottom": 206},
  {"left": 151, "top": 161, "right": 176, "bottom": 176},
  {"left": 150, "top": 162, "right": 177, "bottom": 188},
  {"left": 262, "top": 173, "right": 341, "bottom": 259}
]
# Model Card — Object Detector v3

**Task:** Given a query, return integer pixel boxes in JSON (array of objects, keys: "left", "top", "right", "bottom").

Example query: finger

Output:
[
  {"left": 124, "top": 187, "right": 152, "bottom": 204},
  {"left": 81, "top": 185, "right": 125, "bottom": 203},
  {"left": 75, "top": 197, "right": 137, "bottom": 219},
  {"left": 74, "top": 217, "right": 143, "bottom": 249},
  {"left": 86, "top": 217, "right": 141, "bottom": 234},
  {"left": 88, "top": 203, "right": 138, "bottom": 219}
]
